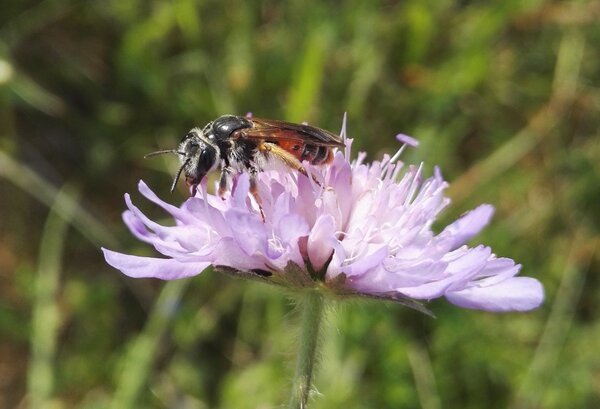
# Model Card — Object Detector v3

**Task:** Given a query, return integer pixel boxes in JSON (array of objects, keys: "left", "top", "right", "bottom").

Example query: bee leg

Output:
[
  {"left": 260, "top": 142, "right": 306, "bottom": 174},
  {"left": 249, "top": 170, "right": 266, "bottom": 222},
  {"left": 309, "top": 172, "right": 323, "bottom": 188},
  {"left": 261, "top": 142, "right": 322, "bottom": 187},
  {"left": 218, "top": 166, "right": 233, "bottom": 199}
]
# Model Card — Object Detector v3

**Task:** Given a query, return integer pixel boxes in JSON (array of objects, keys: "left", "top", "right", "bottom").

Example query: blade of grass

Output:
[
  {"left": 0, "top": 0, "right": 74, "bottom": 48},
  {"left": 285, "top": 25, "right": 333, "bottom": 123},
  {"left": 407, "top": 341, "right": 441, "bottom": 409},
  {"left": 509, "top": 226, "right": 597, "bottom": 409},
  {"left": 109, "top": 278, "right": 190, "bottom": 409},
  {"left": 172, "top": 0, "right": 201, "bottom": 42},
  {"left": 448, "top": 31, "right": 585, "bottom": 205},
  {"left": 346, "top": 12, "right": 384, "bottom": 117},
  {"left": 27, "top": 185, "right": 79, "bottom": 409},
  {"left": 0, "top": 148, "right": 117, "bottom": 247}
]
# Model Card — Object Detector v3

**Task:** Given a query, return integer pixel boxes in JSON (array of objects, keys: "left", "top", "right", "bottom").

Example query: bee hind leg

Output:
[
  {"left": 260, "top": 141, "right": 322, "bottom": 186},
  {"left": 248, "top": 169, "right": 266, "bottom": 222}
]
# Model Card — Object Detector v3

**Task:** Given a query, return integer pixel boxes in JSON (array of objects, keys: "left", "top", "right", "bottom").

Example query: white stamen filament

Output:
[
  {"left": 268, "top": 231, "right": 284, "bottom": 253},
  {"left": 403, "top": 163, "right": 424, "bottom": 206},
  {"left": 380, "top": 143, "right": 408, "bottom": 178}
]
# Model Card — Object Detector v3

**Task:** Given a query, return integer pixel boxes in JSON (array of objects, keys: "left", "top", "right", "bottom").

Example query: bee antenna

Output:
[
  {"left": 144, "top": 149, "right": 184, "bottom": 159},
  {"left": 170, "top": 160, "right": 189, "bottom": 193}
]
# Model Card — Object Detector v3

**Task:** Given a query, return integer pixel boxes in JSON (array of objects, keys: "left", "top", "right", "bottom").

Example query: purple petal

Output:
[
  {"left": 345, "top": 260, "right": 446, "bottom": 294},
  {"left": 471, "top": 258, "right": 521, "bottom": 285},
  {"left": 442, "top": 204, "right": 495, "bottom": 249},
  {"left": 102, "top": 248, "right": 208, "bottom": 279},
  {"left": 225, "top": 209, "right": 268, "bottom": 257},
  {"left": 278, "top": 213, "right": 310, "bottom": 245},
  {"left": 394, "top": 276, "right": 455, "bottom": 299},
  {"left": 137, "top": 180, "right": 197, "bottom": 224},
  {"left": 231, "top": 173, "right": 251, "bottom": 208},
  {"left": 445, "top": 277, "right": 544, "bottom": 311},
  {"left": 342, "top": 245, "right": 389, "bottom": 277},
  {"left": 182, "top": 198, "right": 232, "bottom": 235},
  {"left": 122, "top": 203, "right": 214, "bottom": 255},
  {"left": 296, "top": 175, "right": 318, "bottom": 224},
  {"left": 395, "top": 246, "right": 491, "bottom": 299},
  {"left": 320, "top": 189, "right": 343, "bottom": 230},
  {"left": 210, "top": 238, "right": 271, "bottom": 271},
  {"left": 270, "top": 186, "right": 293, "bottom": 223},
  {"left": 122, "top": 210, "right": 156, "bottom": 243},
  {"left": 382, "top": 260, "right": 448, "bottom": 286},
  {"left": 275, "top": 214, "right": 309, "bottom": 268},
  {"left": 307, "top": 215, "right": 336, "bottom": 271},
  {"left": 124, "top": 193, "right": 168, "bottom": 234}
]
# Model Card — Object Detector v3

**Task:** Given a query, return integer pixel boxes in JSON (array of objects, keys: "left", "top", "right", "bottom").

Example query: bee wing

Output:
[{"left": 236, "top": 118, "right": 344, "bottom": 147}]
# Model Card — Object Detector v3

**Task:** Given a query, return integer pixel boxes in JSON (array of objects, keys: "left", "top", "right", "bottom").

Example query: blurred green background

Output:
[{"left": 1, "top": 0, "right": 599, "bottom": 408}]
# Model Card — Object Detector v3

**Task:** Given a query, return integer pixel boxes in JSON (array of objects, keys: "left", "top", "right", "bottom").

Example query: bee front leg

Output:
[
  {"left": 248, "top": 169, "right": 266, "bottom": 222},
  {"left": 218, "top": 166, "right": 233, "bottom": 199}
]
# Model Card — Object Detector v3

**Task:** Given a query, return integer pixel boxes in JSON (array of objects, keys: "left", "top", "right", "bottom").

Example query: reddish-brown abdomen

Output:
[{"left": 311, "top": 146, "right": 332, "bottom": 165}]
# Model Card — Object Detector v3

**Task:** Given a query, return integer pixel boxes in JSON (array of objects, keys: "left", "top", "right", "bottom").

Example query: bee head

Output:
[
  {"left": 176, "top": 128, "right": 220, "bottom": 196},
  {"left": 144, "top": 128, "right": 220, "bottom": 196}
]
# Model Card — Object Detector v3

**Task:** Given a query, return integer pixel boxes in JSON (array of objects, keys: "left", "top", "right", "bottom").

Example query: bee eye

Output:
[
  {"left": 196, "top": 145, "right": 217, "bottom": 173},
  {"left": 199, "top": 150, "right": 209, "bottom": 163}
]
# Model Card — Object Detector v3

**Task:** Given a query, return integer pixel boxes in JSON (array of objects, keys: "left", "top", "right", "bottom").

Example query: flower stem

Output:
[{"left": 288, "top": 290, "right": 325, "bottom": 409}]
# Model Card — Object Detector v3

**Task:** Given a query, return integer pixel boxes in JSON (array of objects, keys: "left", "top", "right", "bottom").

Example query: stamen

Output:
[
  {"left": 395, "top": 133, "right": 419, "bottom": 148},
  {"left": 380, "top": 133, "right": 419, "bottom": 178},
  {"left": 388, "top": 144, "right": 408, "bottom": 167},
  {"left": 403, "top": 163, "right": 424, "bottom": 206},
  {"left": 340, "top": 112, "right": 351, "bottom": 160},
  {"left": 344, "top": 245, "right": 366, "bottom": 265},
  {"left": 201, "top": 180, "right": 209, "bottom": 213},
  {"left": 268, "top": 236, "right": 284, "bottom": 254}
]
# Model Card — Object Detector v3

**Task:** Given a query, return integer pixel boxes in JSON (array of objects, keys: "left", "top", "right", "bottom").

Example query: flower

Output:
[{"left": 103, "top": 118, "right": 544, "bottom": 313}]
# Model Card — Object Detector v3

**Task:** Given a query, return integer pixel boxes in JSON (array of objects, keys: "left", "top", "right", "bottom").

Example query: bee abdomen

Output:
[
  {"left": 300, "top": 144, "right": 317, "bottom": 162},
  {"left": 305, "top": 145, "right": 332, "bottom": 165},
  {"left": 274, "top": 139, "right": 334, "bottom": 165}
]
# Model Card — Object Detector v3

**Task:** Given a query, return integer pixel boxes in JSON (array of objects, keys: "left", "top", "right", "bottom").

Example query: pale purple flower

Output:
[{"left": 103, "top": 119, "right": 543, "bottom": 313}]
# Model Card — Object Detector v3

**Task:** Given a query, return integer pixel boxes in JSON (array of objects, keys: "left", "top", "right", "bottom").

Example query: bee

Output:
[{"left": 146, "top": 115, "right": 344, "bottom": 220}]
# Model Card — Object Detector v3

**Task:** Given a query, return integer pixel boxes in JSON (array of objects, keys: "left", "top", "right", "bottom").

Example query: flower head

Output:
[{"left": 103, "top": 118, "right": 543, "bottom": 313}]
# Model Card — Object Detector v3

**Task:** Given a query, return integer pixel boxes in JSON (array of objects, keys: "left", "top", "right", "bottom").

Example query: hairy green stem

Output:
[{"left": 288, "top": 290, "right": 325, "bottom": 409}]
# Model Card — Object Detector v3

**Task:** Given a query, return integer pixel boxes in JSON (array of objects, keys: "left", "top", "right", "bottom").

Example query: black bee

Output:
[{"left": 146, "top": 115, "right": 344, "bottom": 219}]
